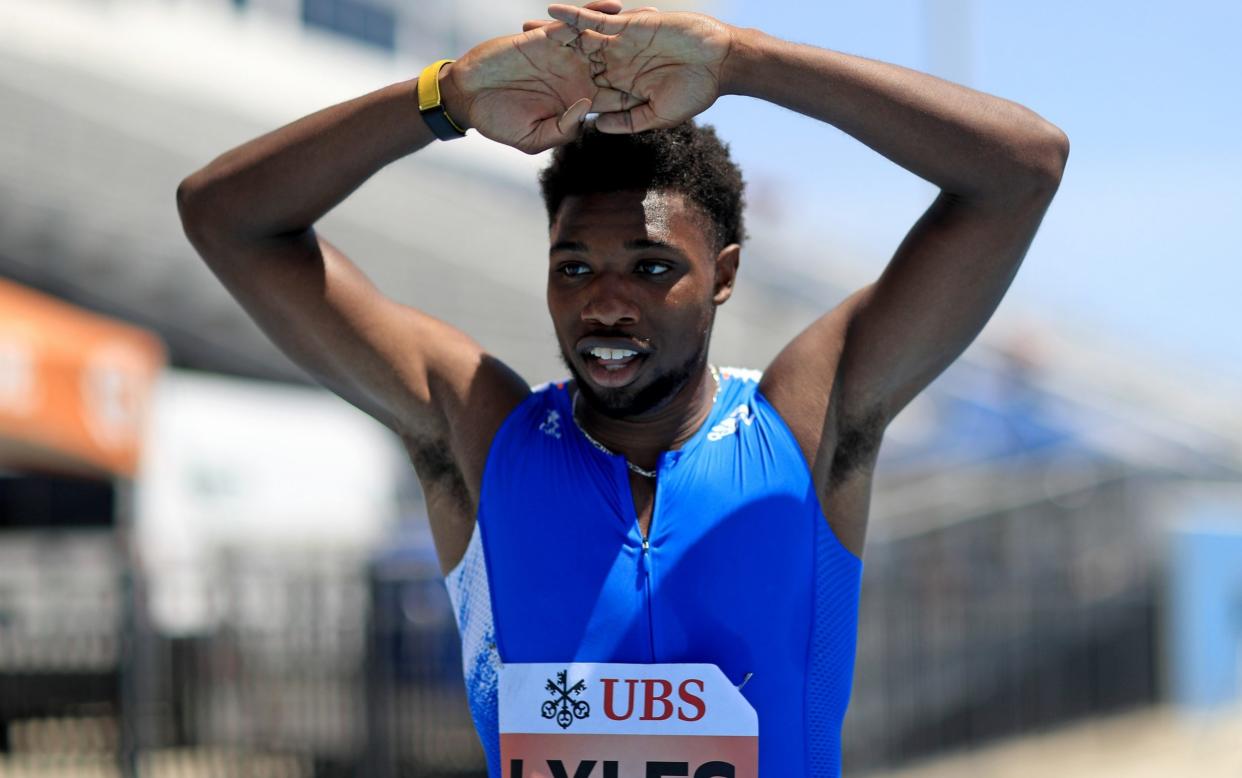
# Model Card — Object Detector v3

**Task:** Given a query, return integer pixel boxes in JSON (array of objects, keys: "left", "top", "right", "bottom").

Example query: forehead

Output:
[{"left": 550, "top": 189, "right": 713, "bottom": 256}]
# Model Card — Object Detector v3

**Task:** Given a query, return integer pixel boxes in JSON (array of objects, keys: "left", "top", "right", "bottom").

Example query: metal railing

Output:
[{"left": 0, "top": 459, "right": 1172, "bottom": 776}]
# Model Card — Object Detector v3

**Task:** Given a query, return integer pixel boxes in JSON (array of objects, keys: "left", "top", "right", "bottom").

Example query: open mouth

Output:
[
  {"left": 578, "top": 342, "right": 650, "bottom": 388},
  {"left": 588, "top": 346, "right": 642, "bottom": 371}
]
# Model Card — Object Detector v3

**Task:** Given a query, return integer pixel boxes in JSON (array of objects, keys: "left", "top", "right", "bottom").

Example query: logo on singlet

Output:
[
  {"left": 539, "top": 409, "right": 562, "bottom": 439},
  {"left": 707, "top": 404, "right": 754, "bottom": 442},
  {"left": 542, "top": 669, "right": 590, "bottom": 729}
]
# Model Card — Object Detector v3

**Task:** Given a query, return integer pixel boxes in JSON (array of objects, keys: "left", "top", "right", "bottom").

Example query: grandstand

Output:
[{"left": 1, "top": 1, "right": 1239, "bottom": 776}]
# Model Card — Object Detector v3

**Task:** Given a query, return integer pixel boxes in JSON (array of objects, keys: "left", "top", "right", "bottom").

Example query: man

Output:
[{"left": 177, "top": 3, "right": 1067, "bottom": 775}]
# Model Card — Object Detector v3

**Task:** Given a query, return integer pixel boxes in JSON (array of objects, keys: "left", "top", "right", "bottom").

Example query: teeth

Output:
[{"left": 590, "top": 347, "right": 638, "bottom": 361}]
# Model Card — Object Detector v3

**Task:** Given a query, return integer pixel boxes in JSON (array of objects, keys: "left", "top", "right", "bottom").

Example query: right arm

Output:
[
  {"left": 176, "top": 7, "right": 623, "bottom": 435},
  {"left": 175, "top": 75, "right": 511, "bottom": 440},
  {"left": 175, "top": 11, "right": 616, "bottom": 569}
]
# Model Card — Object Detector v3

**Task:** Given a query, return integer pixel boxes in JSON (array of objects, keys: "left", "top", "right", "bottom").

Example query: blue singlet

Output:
[{"left": 445, "top": 368, "right": 863, "bottom": 776}]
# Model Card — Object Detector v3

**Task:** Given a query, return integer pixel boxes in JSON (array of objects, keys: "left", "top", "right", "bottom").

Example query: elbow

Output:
[
  {"left": 176, "top": 172, "right": 211, "bottom": 247},
  {"left": 988, "top": 123, "right": 1067, "bottom": 207},
  {"left": 1026, "top": 122, "right": 1070, "bottom": 194},
  {"left": 176, "top": 170, "right": 240, "bottom": 256}
]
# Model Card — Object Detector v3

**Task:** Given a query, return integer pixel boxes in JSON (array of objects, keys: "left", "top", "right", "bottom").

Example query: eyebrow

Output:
[
  {"left": 550, "top": 240, "right": 588, "bottom": 254},
  {"left": 549, "top": 238, "right": 686, "bottom": 255}
]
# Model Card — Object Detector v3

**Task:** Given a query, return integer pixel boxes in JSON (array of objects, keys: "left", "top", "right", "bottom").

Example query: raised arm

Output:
[
  {"left": 724, "top": 28, "right": 1069, "bottom": 436},
  {"left": 176, "top": 79, "right": 485, "bottom": 438},
  {"left": 174, "top": 6, "right": 636, "bottom": 433},
  {"left": 176, "top": 4, "right": 628, "bottom": 569},
  {"left": 542, "top": 7, "right": 1068, "bottom": 553},
  {"left": 544, "top": 9, "right": 1066, "bottom": 423}
]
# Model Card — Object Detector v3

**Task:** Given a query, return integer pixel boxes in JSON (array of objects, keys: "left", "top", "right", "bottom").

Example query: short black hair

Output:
[{"left": 538, "top": 121, "right": 746, "bottom": 251}]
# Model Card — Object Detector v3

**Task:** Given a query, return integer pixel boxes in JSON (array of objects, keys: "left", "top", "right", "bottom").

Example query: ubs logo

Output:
[
  {"left": 601, "top": 677, "right": 707, "bottom": 722},
  {"left": 543, "top": 669, "right": 590, "bottom": 729}
]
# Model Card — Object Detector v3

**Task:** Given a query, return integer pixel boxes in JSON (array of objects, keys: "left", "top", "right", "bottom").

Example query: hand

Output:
[
  {"left": 542, "top": 5, "right": 735, "bottom": 133},
  {"left": 443, "top": 1, "right": 632, "bottom": 153},
  {"left": 519, "top": 3, "right": 657, "bottom": 34}
]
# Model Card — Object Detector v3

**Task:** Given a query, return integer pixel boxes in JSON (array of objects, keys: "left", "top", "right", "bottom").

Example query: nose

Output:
[{"left": 581, "top": 277, "right": 640, "bottom": 328}]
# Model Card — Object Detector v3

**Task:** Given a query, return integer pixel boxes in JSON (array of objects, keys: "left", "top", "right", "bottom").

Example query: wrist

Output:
[
  {"left": 720, "top": 26, "right": 768, "bottom": 97},
  {"left": 437, "top": 61, "right": 473, "bottom": 132}
]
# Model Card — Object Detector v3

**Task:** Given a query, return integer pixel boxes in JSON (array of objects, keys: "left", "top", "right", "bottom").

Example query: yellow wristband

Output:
[{"left": 417, "top": 59, "right": 467, "bottom": 140}]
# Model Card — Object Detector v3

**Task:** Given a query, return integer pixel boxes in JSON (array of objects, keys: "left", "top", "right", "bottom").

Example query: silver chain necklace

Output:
[{"left": 572, "top": 365, "right": 721, "bottom": 479}]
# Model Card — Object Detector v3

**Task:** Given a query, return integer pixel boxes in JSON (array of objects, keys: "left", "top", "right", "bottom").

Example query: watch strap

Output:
[{"left": 417, "top": 59, "right": 467, "bottom": 141}]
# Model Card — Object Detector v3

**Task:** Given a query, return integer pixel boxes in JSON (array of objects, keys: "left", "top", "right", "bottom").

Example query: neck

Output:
[{"left": 574, "top": 364, "right": 719, "bottom": 471}]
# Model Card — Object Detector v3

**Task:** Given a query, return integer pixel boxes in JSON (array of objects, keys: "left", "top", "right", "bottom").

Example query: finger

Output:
[
  {"left": 555, "top": 97, "right": 594, "bottom": 138},
  {"left": 540, "top": 21, "right": 581, "bottom": 46},
  {"left": 547, "top": 3, "right": 629, "bottom": 34},
  {"left": 583, "top": 0, "right": 624, "bottom": 12},
  {"left": 524, "top": 2, "right": 621, "bottom": 35},
  {"left": 575, "top": 28, "right": 614, "bottom": 54},
  {"left": 524, "top": 97, "right": 593, "bottom": 152},
  {"left": 590, "top": 87, "right": 633, "bottom": 114},
  {"left": 595, "top": 102, "right": 664, "bottom": 134}
]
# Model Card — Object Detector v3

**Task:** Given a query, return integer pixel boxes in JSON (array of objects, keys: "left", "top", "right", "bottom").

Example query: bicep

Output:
[
  {"left": 192, "top": 228, "right": 527, "bottom": 443},
  {"left": 762, "top": 186, "right": 1056, "bottom": 469},
  {"left": 838, "top": 188, "right": 1054, "bottom": 422}
]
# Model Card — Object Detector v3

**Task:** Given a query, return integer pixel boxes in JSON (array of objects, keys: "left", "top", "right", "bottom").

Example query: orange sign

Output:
[{"left": 0, "top": 278, "right": 164, "bottom": 477}]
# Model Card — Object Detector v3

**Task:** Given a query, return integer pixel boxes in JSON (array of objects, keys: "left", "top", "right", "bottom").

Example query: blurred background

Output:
[{"left": 1, "top": 0, "right": 1240, "bottom": 776}]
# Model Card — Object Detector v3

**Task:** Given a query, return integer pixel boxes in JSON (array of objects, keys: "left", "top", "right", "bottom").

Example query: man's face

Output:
[{"left": 547, "top": 188, "right": 737, "bottom": 418}]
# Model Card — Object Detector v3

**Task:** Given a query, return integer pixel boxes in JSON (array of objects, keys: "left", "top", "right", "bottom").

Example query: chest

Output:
[
  {"left": 477, "top": 439, "right": 826, "bottom": 665},
  {"left": 629, "top": 472, "right": 656, "bottom": 538}
]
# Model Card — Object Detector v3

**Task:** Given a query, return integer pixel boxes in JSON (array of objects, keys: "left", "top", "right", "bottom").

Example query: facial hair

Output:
[{"left": 559, "top": 338, "right": 708, "bottom": 419}]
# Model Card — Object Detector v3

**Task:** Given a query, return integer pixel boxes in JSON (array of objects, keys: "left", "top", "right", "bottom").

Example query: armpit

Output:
[
  {"left": 406, "top": 436, "right": 473, "bottom": 512},
  {"left": 829, "top": 408, "right": 885, "bottom": 489}
]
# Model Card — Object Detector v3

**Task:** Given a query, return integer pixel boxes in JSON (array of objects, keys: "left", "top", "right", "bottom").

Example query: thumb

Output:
[
  {"left": 595, "top": 102, "right": 662, "bottom": 134},
  {"left": 555, "top": 97, "right": 594, "bottom": 139},
  {"left": 523, "top": 97, "right": 593, "bottom": 153}
]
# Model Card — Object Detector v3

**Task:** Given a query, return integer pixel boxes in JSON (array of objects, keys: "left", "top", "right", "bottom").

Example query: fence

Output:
[
  {"left": 845, "top": 456, "right": 1163, "bottom": 771},
  {"left": 0, "top": 456, "right": 1170, "bottom": 776}
]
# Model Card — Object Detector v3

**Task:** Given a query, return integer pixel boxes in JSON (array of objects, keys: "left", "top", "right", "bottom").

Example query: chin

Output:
[
  {"left": 563, "top": 353, "right": 695, "bottom": 419},
  {"left": 584, "top": 383, "right": 666, "bottom": 419}
]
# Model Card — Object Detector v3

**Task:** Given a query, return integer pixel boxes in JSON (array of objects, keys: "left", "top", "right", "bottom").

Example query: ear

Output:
[{"left": 712, "top": 243, "right": 741, "bottom": 306}]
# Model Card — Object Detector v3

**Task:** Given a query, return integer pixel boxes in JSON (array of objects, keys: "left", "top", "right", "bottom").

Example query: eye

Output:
[
  {"left": 635, "top": 260, "right": 671, "bottom": 276},
  {"left": 556, "top": 261, "right": 591, "bottom": 278}
]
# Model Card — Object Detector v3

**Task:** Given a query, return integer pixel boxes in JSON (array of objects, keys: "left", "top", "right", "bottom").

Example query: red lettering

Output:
[
  {"left": 604, "top": 677, "right": 706, "bottom": 722},
  {"left": 602, "top": 678, "right": 638, "bottom": 720},
  {"left": 641, "top": 679, "right": 674, "bottom": 720},
  {"left": 677, "top": 678, "right": 706, "bottom": 721}
]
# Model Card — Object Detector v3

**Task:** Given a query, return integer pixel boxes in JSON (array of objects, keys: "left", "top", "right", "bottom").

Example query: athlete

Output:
[{"left": 177, "top": 3, "right": 1067, "bottom": 775}]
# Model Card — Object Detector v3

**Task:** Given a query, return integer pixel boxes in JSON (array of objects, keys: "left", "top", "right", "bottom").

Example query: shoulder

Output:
[
  {"left": 702, "top": 366, "right": 765, "bottom": 442},
  {"left": 715, "top": 366, "right": 763, "bottom": 410},
  {"left": 485, "top": 378, "right": 572, "bottom": 452},
  {"left": 718, "top": 365, "right": 763, "bottom": 386}
]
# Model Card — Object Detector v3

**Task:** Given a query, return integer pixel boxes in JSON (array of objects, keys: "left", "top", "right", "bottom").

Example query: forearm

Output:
[
  {"left": 178, "top": 76, "right": 442, "bottom": 244},
  {"left": 722, "top": 28, "right": 1068, "bottom": 202}
]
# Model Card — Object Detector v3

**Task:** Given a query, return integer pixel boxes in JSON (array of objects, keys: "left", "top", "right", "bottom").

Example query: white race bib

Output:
[{"left": 499, "top": 662, "right": 758, "bottom": 778}]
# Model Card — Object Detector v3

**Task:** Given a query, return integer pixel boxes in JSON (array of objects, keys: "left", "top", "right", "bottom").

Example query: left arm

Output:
[
  {"left": 543, "top": 5, "right": 1068, "bottom": 450},
  {"left": 726, "top": 29, "right": 1068, "bottom": 433}
]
